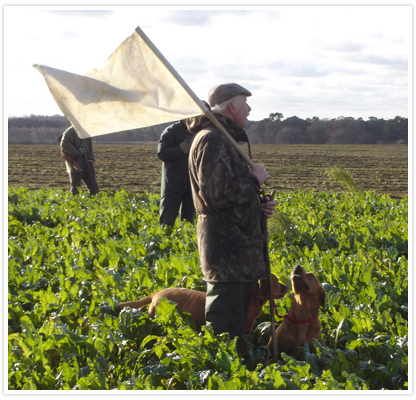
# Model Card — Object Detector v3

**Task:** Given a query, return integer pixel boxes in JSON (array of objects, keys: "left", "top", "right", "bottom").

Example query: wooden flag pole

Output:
[{"left": 264, "top": 191, "right": 278, "bottom": 360}]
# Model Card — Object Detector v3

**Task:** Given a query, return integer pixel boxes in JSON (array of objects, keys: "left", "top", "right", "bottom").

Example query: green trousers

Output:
[{"left": 205, "top": 280, "right": 255, "bottom": 344}]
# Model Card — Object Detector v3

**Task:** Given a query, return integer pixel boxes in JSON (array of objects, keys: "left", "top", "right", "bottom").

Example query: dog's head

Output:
[
  {"left": 244, "top": 274, "right": 289, "bottom": 334},
  {"left": 271, "top": 274, "right": 290, "bottom": 300},
  {"left": 256, "top": 274, "right": 289, "bottom": 303},
  {"left": 291, "top": 265, "right": 326, "bottom": 311}
]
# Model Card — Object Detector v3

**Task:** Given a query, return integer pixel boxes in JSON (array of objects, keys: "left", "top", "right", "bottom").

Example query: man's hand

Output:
[
  {"left": 249, "top": 164, "right": 271, "bottom": 184},
  {"left": 261, "top": 197, "right": 276, "bottom": 219},
  {"left": 179, "top": 136, "right": 194, "bottom": 154}
]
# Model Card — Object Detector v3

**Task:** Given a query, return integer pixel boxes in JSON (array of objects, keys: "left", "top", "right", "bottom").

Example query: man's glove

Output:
[{"left": 179, "top": 136, "right": 194, "bottom": 154}]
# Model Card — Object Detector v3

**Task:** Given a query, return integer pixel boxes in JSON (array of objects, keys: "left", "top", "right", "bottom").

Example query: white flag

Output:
[{"left": 34, "top": 27, "right": 205, "bottom": 138}]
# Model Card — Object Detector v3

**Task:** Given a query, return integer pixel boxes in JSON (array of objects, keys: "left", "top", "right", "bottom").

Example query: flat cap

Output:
[{"left": 208, "top": 83, "right": 252, "bottom": 107}]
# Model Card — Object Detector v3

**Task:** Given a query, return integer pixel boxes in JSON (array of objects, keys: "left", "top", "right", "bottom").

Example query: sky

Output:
[{"left": 4, "top": 4, "right": 411, "bottom": 122}]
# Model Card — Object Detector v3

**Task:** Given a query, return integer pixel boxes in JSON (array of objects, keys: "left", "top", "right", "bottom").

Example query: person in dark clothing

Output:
[
  {"left": 60, "top": 126, "right": 99, "bottom": 196},
  {"left": 157, "top": 120, "right": 195, "bottom": 227}
]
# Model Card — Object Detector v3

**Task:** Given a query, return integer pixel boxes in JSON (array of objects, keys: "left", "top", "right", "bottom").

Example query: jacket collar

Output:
[{"left": 186, "top": 112, "right": 249, "bottom": 144}]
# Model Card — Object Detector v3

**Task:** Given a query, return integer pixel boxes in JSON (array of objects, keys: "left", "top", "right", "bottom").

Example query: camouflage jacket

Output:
[
  {"left": 60, "top": 126, "right": 95, "bottom": 174},
  {"left": 187, "top": 113, "right": 270, "bottom": 282}
]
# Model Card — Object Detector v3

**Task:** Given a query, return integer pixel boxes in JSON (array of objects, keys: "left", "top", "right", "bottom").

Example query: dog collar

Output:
[
  {"left": 282, "top": 313, "right": 319, "bottom": 324},
  {"left": 274, "top": 302, "right": 319, "bottom": 324}
]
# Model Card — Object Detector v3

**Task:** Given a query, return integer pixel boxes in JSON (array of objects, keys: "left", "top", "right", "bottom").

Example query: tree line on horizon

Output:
[
  {"left": 8, "top": 113, "right": 408, "bottom": 145},
  {"left": 246, "top": 113, "right": 408, "bottom": 145}
]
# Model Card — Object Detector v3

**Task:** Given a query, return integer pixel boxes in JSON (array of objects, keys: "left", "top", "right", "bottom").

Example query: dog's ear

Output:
[
  {"left": 259, "top": 279, "right": 270, "bottom": 299},
  {"left": 319, "top": 287, "right": 326, "bottom": 308}
]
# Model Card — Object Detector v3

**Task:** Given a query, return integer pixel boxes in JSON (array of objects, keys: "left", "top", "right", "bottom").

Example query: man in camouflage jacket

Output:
[
  {"left": 187, "top": 83, "right": 276, "bottom": 347},
  {"left": 60, "top": 126, "right": 99, "bottom": 196}
]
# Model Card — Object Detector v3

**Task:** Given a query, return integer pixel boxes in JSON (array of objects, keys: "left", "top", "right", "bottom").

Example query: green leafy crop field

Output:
[{"left": 8, "top": 184, "right": 408, "bottom": 390}]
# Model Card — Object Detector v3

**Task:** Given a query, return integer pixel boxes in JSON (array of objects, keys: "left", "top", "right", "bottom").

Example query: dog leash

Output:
[
  {"left": 259, "top": 189, "right": 278, "bottom": 360},
  {"left": 274, "top": 302, "right": 319, "bottom": 324}
]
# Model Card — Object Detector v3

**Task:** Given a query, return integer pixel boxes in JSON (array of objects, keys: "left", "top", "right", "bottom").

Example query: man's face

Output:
[{"left": 230, "top": 95, "right": 251, "bottom": 128}]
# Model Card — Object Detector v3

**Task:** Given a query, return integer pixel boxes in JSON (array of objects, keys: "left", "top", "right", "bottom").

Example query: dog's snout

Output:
[{"left": 293, "top": 265, "right": 303, "bottom": 275}]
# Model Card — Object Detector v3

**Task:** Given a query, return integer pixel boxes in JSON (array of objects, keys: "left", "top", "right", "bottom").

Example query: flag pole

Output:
[{"left": 135, "top": 26, "right": 256, "bottom": 170}]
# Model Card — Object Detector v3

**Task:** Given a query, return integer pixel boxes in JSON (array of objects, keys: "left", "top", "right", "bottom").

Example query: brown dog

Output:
[
  {"left": 118, "top": 274, "right": 289, "bottom": 334},
  {"left": 267, "top": 265, "right": 326, "bottom": 360}
]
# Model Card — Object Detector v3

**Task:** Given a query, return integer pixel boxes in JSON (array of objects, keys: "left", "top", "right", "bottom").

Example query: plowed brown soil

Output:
[{"left": 8, "top": 144, "right": 408, "bottom": 199}]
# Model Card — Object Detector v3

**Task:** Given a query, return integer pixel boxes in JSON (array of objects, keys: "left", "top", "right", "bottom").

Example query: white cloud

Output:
[{"left": 4, "top": 5, "right": 410, "bottom": 121}]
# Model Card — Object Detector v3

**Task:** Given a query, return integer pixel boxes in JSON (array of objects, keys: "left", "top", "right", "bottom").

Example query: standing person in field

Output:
[
  {"left": 157, "top": 120, "right": 196, "bottom": 227},
  {"left": 60, "top": 126, "right": 99, "bottom": 196},
  {"left": 186, "top": 83, "right": 276, "bottom": 351}
]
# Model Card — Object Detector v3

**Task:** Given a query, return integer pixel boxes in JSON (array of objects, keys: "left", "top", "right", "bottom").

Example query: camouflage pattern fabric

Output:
[
  {"left": 187, "top": 113, "right": 270, "bottom": 282},
  {"left": 60, "top": 126, "right": 96, "bottom": 174}
]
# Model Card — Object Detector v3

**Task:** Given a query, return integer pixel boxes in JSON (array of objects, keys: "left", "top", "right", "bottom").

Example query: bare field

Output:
[{"left": 8, "top": 143, "right": 408, "bottom": 199}]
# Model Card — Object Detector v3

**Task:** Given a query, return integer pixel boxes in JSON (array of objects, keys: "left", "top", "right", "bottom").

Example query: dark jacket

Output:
[
  {"left": 60, "top": 126, "right": 95, "bottom": 174},
  {"left": 187, "top": 113, "right": 269, "bottom": 282},
  {"left": 157, "top": 121, "right": 193, "bottom": 198}
]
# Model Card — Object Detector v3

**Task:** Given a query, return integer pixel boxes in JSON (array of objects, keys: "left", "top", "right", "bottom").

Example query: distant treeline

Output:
[
  {"left": 7, "top": 115, "right": 170, "bottom": 145},
  {"left": 246, "top": 113, "right": 408, "bottom": 145},
  {"left": 8, "top": 113, "right": 408, "bottom": 145}
]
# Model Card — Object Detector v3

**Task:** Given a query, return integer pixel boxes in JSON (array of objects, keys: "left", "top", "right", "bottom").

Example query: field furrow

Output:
[{"left": 8, "top": 144, "right": 408, "bottom": 198}]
